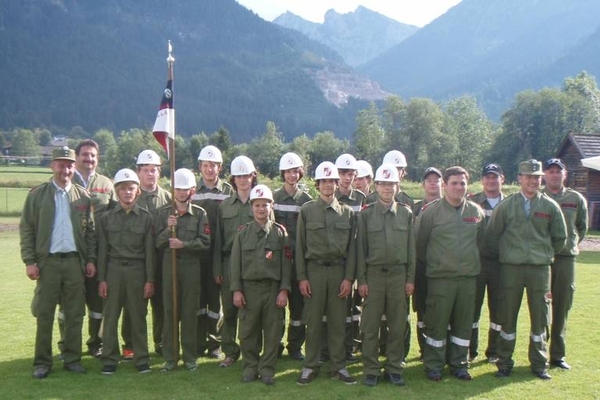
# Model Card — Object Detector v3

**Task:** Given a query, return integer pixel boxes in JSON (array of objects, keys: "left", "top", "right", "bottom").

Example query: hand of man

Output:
[
  {"left": 276, "top": 290, "right": 288, "bottom": 308},
  {"left": 85, "top": 262, "right": 96, "bottom": 278},
  {"left": 405, "top": 283, "right": 415, "bottom": 296},
  {"left": 358, "top": 284, "right": 368, "bottom": 298},
  {"left": 299, "top": 280, "right": 311, "bottom": 298},
  {"left": 338, "top": 279, "right": 352, "bottom": 298},
  {"left": 233, "top": 290, "right": 246, "bottom": 309},
  {"left": 26, "top": 264, "right": 40, "bottom": 280},
  {"left": 143, "top": 282, "right": 155, "bottom": 299},
  {"left": 98, "top": 281, "right": 108, "bottom": 298}
]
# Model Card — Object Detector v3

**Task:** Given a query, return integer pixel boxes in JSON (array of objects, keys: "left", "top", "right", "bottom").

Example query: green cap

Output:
[
  {"left": 52, "top": 146, "right": 76, "bottom": 162},
  {"left": 518, "top": 159, "right": 543, "bottom": 176}
]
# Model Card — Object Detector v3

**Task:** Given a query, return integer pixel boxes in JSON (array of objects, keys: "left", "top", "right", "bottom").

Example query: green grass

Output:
[
  {"left": 1, "top": 222, "right": 599, "bottom": 399},
  {"left": 0, "top": 187, "right": 30, "bottom": 215},
  {"left": 0, "top": 165, "right": 52, "bottom": 188}
]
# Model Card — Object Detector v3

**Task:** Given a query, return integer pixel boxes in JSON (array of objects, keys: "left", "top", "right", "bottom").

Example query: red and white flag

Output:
[{"left": 152, "top": 76, "right": 174, "bottom": 159}]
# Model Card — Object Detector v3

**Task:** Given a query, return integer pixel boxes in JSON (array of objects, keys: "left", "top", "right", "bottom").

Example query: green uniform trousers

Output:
[
  {"left": 239, "top": 280, "right": 283, "bottom": 378},
  {"left": 497, "top": 264, "right": 551, "bottom": 373},
  {"left": 197, "top": 251, "right": 221, "bottom": 355},
  {"left": 361, "top": 266, "right": 407, "bottom": 376},
  {"left": 284, "top": 263, "right": 305, "bottom": 354},
  {"left": 220, "top": 254, "right": 240, "bottom": 359},
  {"left": 33, "top": 254, "right": 85, "bottom": 367},
  {"left": 121, "top": 249, "right": 163, "bottom": 351},
  {"left": 303, "top": 262, "right": 348, "bottom": 372},
  {"left": 471, "top": 257, "right": 501, "bottom": 359},
  {"left": 162, "top": 255, "right": 201, "bottom": 364},
  {"left": 423, "top": 277, "right": 476, "bottom": 373},
  {"left": 101, "top": 259, "right": 149, "bottom": 368},
  {"left": 549, "top": 255, "right": 575, "bottom": 362}
]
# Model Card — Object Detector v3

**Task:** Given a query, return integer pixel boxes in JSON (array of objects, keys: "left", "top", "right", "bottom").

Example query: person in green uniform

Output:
[
  {"left": 485, "top": 159, "right": 567, "bottom": 380},
  {"left": 273, "top": 152, "right": 312, "bottom": 361},
  {"left": 296, "top": 161, "right": 357, "bottom": 386},
  {"left": 156, "top": 168, "right": 211, "bottom": 372},
  {"left": 56, "top": 139, "right": 115, "bottom": 359},
  {"left": 542, "top": 158, "right": 588, "bottom": 370},
  {"left": 21, "top": 146, "right": 96, "bottom": 379},
  {"left": 416, "top": 166, "right": 485, "bottom": 381},
  {"left": 214, "top": 155, "right": 258, "bottom": 368},
  {"left": 468, "top": 163, "right": 505, "bottom": 363},
  {"left": 98, "top": 168, "right": 155, "bottom": 375},
  {"left": 231, "top": 184, "right": 292, "bottom": 385},
  {"left": 357, "top": 164, "right": 416, "bottom": 387},
  {"left": 191, "top": 145, "right": 233, "bottom": 359},
  {"left": 353, "top": 160, "right": 373, "bottom": 196},
  {"left": 412, "top": 166, "right": 443, "bottom": 360}
]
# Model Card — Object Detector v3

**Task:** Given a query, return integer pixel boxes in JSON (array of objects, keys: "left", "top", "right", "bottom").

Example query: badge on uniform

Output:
[{"left": 265, "top": 248, "right": 273, "bottom": 260}]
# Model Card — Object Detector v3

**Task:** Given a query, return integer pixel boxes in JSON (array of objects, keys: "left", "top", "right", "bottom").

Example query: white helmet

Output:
[
  {"left": 335, "top": 153, "right": 358, "bottom": 170},
  {"left": 250, "top": 184, "right": 273, "bottom": 202},
  {"left": 114, "top": 168, "right": 140, "bottom": 185},
  {"left": 230, "top": 155, "right": 256, "bottom": 176},
  {"left": 375, "top": 163, "right": 400, "bottom": 183},
  {"left": 136, "top": 149, "right": 162, "bottom": 166},
  {"left": 382, "top": 150, "right": 407, "bottom": 168},
  {"left": 314, "top": 161, "right": 340, "bottom": 180},
  {"left": 173, "top": 168, "right": 196, "bottom": 189},
  {"left": 279, "top": 152, "right": 303, "bottom": 170},
  {"left": 356, "top": 160, "right": 374, "bottom": 179},
  {"left": 198, "top": 145, "right": 223, "bottom": 163}
]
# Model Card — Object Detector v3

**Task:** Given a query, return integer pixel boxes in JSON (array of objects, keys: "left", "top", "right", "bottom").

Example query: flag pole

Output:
[{"left": 165, "top": 40, "right": 179, "bottom": 364}]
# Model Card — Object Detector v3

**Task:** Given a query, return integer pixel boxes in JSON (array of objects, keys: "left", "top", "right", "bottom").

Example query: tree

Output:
[
  {"left": 188, "top": 132, "right": 209, "bottom": 168},
  {"left": 288, "top": 134, "right": 313, "bottom": 171},
  {"left": 105, "top": 129, "right": 147, "bottom": 176},
  {"left": 209, "top": 126, "right": 233, "bottom": 167},
  {"left": 247, "top": 121, "right": 285, "bottom": 178},
  {"left": 562, "top": 71, "right": 600, "bottom": 131},
  {"left": 354, "top": 102, "right": 385, "bottom": 166},
  {"left": 308, "top": 131, "right": 349, "bottom": 174},
  {"left": 37, "top": 129, "right": 52, "bottom": 146},
  {"left": 443, "top": 96, "right": 494, "bottom": 175},
  {"left": 382, "top": 95, "right": 406, "bottom": 152},
  {"left": 11, "top": 128, "right": 40, "bottom": 165}
]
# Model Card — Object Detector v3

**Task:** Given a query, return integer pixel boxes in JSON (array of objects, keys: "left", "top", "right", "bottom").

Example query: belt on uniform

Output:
[
  {"left": 368, "top": 264, "right": 405, "bottom": 272},
  {"left": 311, "top": 259, "right": 345, "bottom": 267},
  {"left": 111, "top": 258, "right": 142, "bottom": 266},
  {"left": 49, "top": 252, "right": 78, "bottom": 258}
]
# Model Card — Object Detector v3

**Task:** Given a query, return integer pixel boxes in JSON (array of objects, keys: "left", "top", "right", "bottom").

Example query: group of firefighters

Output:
[{"left": 20, "top": 139, "right": 587, "bottom": 387}]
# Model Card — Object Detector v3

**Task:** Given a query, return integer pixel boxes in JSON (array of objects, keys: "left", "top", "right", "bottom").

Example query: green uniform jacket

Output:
[
  {"left": 191, "top": 178, "right": 233, "bottom": 242},
  {"left": 356, "top": 201, "right": 416, "bottom": 286},
  {"left": 155, "top": 202, "right": 211, "bottom": 255},
  {"left": 97, "top": 203, "right": 155, "bottom": 283},
  {"left": 542, "top": 187, "right": 588, "bottom": 256},
  {"left": 273, "top": 186, "right": 312, "bottom": 250},
  {"left": 484, "top": 192, "right": 567, "bottom": 265},
  {"left": 367, "top": 190, "right": 414, "bottom": 208},
  {"left": 415, "top": 198, "right": 485, "bottom": 278},
  {"left": 73, "top": 171, "right": 116, "bottom": 217},
  {"left": 20, "top": 180, "right": 96, "bottom": 269},
  {"left": 137, "top": 186, "right": 172, "bottom": 219},
  {"left": 213, "top": 193, "right": 255, "bottom": 279},
  {"left": 336, "top": 188, "right": 365, "bottom": 213},
  {"left": 295, "top": 197, "right": 357, "bottom": 282},
  {"left": 230, "top": 219, "right": 292, "bottom": 292},
  {"left": 468, "top": 191, "right": 505, "bottom": 224}
]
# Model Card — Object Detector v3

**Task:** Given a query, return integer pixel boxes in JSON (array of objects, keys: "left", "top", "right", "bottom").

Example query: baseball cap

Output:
[
  {"left": 423, "top": 167, "right": 442, "bottom": 180},
  {"left": 482, "top": 163, "right": 504, "bottom": 177},
  {"left": 544, "top": 158, "right": 566, "bottom": 170},
  {"left": 518, "top": 159, "right": 544, "bottom": 176},
  {"left": 52, "top": 146, "right": 76, "bottom": 162}
]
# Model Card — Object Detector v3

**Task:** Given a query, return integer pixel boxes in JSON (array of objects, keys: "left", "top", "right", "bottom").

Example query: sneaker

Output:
[
  {"left": 88, "top": 347, "right": 102, "bottom": 358},
  {"left": 261, "top": 375, "right": 275, "bottom": 385},
  {"left": 330, "top": 368, "right": 357, "bottom": 385},
  {"left": 122, "top": 349, "right": 134, "bottom": 361},
  {"left": 496, "top": 368, "right": 512, "bottom": 378},
  {"left": 297, "top": 367, "right": 316, "bottom": 385},
  {"left": 219, "top": 357, "right": 236, "bottom": 368},
  {"left": 427, "top": 370, "right": 442, "bottom": 381},
  {"left": 136, "top": 364, "right": 151, "bottom": 374},
  {"left": 185, "top": 362, "right": 198, "bottom": 371},
  {"left": 533, "top": 370, "right": 552, "bottom": 380},
  {"left": 346, "top": 352, "right": 358, "bottom": 363},
  {"left": 453, "top": 370, "right": 472, "bottom": 380},
  {"left": 64, "top": 362, "right": 86, "bottom": 374},
  {"left": 160, "top": 362, "right": 176, "bottom": 373},
  {"left": 363, "top": 374, "right": 378, "bottom": 387},
  {"left": 242, "top": 374, "right": 258, "bottom": 383},
  {"left": 33, "top": 365, "right": 51, "bottom": 379},
  {"left": 101, "top": 365, "right": 116, "bottom": 375},
  {"left": 386, "top": 372, "right": 406, "bottom": 386}
]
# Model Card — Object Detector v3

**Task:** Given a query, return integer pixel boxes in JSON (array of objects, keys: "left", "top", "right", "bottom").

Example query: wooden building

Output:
[{"left": 554, "top": 132, "right": 600, "bottom": 229}]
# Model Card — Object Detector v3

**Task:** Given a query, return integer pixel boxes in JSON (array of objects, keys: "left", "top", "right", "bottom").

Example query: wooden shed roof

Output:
[{"left": 559, "top": 132, "right": 600, "bottom": 158}]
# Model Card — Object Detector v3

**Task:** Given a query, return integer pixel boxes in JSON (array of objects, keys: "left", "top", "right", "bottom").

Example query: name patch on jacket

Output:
[
  {"left": 534, "top": 212, "right": 551, "bottom": 219},
  {"left": 561, "top": 203, "right": 578, "bottom": 210},
  {"left": 462, "top": 216, "right": 481, "bottom": 224}
]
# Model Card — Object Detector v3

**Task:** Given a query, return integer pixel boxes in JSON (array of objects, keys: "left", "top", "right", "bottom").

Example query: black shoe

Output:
[
  {"left": 241, "top": 374, "right": 258, "bottom": 383},
  {"left": 386, "top": 372, "right": 406, "bottom": 386},
  {"left": 261, "top": 375, "right": 275, "bottom": 385},
  {"left": 533, "top": 370, "right": 552, "bottom": 380},
  {"left": 33, "top": 365, "right": 50, "bottom": 379},
  {"left": 363, "top": 374, "right": 378, "bottom": 387},
  {"left": 346, "top": 352, "right": 358, "bottom": 363},
  {"left": 88, "top": 347, "right": 102, "bottom": 358},
  {"left": 64, "top": 363, "right": 86, "bottom": 374},
  {"left": 427, "top": 370, "right": 442, "bottom": 381},
  {"left": 101, "top": 365, "right": 116, "bottom": 375},
  {"left": 551, "top": 359, "right": 571, "bottom": 370},
  {"left": 495, "top": 368, "right": 511, "bottom": 378},
  {"left": 289, "top": 350, "right": 305, "bottom": 361},
  {"left": 136, "top": 364, "right": 151, "bottom": 374},
  {"left": 453, "top": 370, "right": 472, "bottom": 381}
]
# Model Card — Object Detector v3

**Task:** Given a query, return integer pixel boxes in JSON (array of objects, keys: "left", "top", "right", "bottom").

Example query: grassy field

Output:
[{"left": 1, "top": 221, "right": 599, "bottom": 399}]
